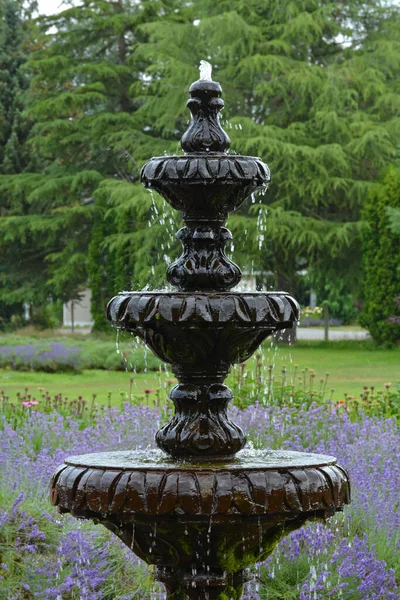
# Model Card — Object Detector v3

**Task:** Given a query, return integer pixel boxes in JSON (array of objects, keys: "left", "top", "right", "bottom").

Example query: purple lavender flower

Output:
[
  {"left": 0, "top": 401, "right": 399, "bottom": 598},
  {"left": 0, "top": 342, "right": 81, "bottom": 372}
]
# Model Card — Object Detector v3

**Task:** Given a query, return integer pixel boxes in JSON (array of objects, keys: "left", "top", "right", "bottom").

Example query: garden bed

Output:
[
  {"left": 0, "top": 395, "right": 399, "bottom": 598},
  {"left": 0, "top": 334, "right": 159, "bottom": 373}
]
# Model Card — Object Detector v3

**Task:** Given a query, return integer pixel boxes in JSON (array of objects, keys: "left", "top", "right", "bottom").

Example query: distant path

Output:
[
  {"left": 297, "top": 328, "right": 370, "bottom": 340},
  {"left": 56, "top": 326, "right": 371, "bottom": 341},
  {"left": 56, "top": 327, "right": 92, "bottom": 335}
]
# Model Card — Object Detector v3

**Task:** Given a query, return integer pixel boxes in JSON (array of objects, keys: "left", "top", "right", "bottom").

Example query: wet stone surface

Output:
[
  {"left": 51, "top": 448, "right": 350, "bottom": 598},
  {"left": 51, "top": 448, "right": 350, "bottom": 520},
  {"left": 63, "top": 448, "right": 338, "bottom": 470}
]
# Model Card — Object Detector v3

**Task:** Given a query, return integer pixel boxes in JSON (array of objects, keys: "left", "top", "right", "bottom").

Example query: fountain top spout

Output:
[{"left": 199, "top": 59, "right": 213, "bottom": 81}]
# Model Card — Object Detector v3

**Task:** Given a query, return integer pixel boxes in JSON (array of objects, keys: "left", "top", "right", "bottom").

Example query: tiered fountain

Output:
[{"left": 50, "top": 62, "right": 350, "bottom": 599}]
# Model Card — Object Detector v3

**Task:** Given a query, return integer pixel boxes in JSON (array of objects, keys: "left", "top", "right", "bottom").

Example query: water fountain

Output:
[{"left": 50, "top": 63, "right": 350, "bottom": 599}]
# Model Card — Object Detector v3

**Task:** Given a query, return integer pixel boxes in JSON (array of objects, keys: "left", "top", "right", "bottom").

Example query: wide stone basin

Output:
[{"left": 51, "top": 448, "right": 350, "bottom": 599}]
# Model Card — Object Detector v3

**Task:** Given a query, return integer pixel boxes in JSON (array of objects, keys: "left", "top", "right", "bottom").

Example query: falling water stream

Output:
[
  {"left": 116, "top": 186, "right": 302, "bottom": 415},
  {"left": 119, "top": 137, "right": 293, "bottom": 407}
]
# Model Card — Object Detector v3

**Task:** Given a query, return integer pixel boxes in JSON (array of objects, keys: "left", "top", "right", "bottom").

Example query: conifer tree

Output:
[
  {"left": 0, "top": 0, "right": 37, "bottom": 174},
  {"left": 360, "top": 167, "right": 400, "bottom": 345},
  {"left": 3, "top": 0, "right": 400, "bottom": 330},
  {"left": 0, "top": 0, "right": 44, "bottom": 323},
  {"left": 131, "top": 0, "right": 400, "bottom": 304},
  {"left": 7, "top": 0, "right": 181, "bottom": 328}
]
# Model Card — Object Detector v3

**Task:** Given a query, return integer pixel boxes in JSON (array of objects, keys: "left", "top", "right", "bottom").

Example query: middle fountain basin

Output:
[{"left": 107, "top": 291, "right": 300, "bottom": 366}]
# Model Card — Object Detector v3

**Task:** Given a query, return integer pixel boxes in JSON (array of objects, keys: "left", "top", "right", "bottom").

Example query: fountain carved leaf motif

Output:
[{"left": 51, "top": 463, "right": 350, "bottom": 518}]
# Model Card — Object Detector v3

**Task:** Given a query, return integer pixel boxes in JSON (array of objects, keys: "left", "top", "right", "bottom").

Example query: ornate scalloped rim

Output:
[
  {"left": 51, "top": 463, "right": 350, "bottom": 518},
  {"left": 141, "top": 155, "right": 270, "bottom": 183},
  {"left": 107, "top": 292, "right": 300, "bottom": 327}
]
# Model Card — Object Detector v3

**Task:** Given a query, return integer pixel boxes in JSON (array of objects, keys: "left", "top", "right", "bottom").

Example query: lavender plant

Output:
[
  {"left": 0, "top": 337, "right": 160, "bottom": 372},
  {"left": 0, "top": 399, "right": 398, "bottom": 598},
  {"left": 0, "top": 343, "right": 81, "bottom": 372}
]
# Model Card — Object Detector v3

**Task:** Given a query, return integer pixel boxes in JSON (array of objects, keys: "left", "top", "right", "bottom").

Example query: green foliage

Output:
[
  {"left": 134, "top": 0, "right": 400, "bottom": 297},
  {"left": 307, "top": 273, "right": 360, "bottom": 324},
  {"left": 229, "top": 356, "right": 400, "bottom": 423},
  {"left": 387, "top": 206, "right": 400, "bottom": 235},
  {"left": 360, "top": 167, "right": 400, "bottom": 345},
  {"left": 0, "top": 1, "right": 45, "bottom": 321},
  {"left": 0, "top": 334, "right": 160, "bottom": 372},
  {"left": 88, "top": 180, "right": 181, "bottom": 329},
  {"left": 9, "top": 0, "right": 184, "bottom": 328},
  {"left": 0, "top": 0, "right": 37, "bottom": 174},
  {"left": 0, "top": 171, "right": 94, "bottom": 309},
  {"left": 1, "top": 0, "right": 400, "bottom": 327}
]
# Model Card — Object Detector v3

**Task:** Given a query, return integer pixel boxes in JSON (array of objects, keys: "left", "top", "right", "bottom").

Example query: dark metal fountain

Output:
[{"left": 50, "top": 62, "right": 350, "bottom": 599}]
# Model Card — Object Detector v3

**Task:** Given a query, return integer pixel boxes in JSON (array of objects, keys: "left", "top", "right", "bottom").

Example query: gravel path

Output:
[{"left": 297, "top": 328, "right": 370, "bottom": 340}]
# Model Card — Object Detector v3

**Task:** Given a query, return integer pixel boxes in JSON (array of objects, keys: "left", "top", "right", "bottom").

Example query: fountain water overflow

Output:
[{"left": 50, "top": 63, "right": 350, "bottom": 599}]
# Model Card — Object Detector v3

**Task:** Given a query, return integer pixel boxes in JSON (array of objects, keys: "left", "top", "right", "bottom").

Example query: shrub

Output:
[
  {"left": 0, "top": 343, "right": 81, "bottom": 372},
  {"left": 0, "top": 336, "right": 160, "bottom": 372},
  {"left": 360, "top": 167, "right": 400, "bottom": 345}
]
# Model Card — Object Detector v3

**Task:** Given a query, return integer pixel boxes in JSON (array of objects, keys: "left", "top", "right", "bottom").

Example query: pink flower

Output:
[{"left": 21, "top": 401, "right": 31, "bottom": 407}]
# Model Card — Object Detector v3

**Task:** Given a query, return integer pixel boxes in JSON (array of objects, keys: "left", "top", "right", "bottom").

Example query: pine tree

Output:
[
  {"left": 130, "top": 0, "right": 400, "bottom": 303},
  {"left": 3, "top": 0, "right": 400, "bottom": 330},
  {"left": 0, "top": 0, "right": 37, "bottom": 174},
  {"left": 11, "top": 0, "right": 181, "bottom": 328},
  {"left": 0, "top": 0, "right": 45, "bottom": 324}
]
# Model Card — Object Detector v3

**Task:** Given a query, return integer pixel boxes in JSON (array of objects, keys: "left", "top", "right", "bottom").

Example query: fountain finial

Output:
[{"left": 180, "top": 63, "right": 230, "bottom": 153}]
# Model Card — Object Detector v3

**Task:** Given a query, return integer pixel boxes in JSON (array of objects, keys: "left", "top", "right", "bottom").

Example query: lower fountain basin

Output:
[{"left": 51, "top": 449, "right": 350, "bottom": 599}]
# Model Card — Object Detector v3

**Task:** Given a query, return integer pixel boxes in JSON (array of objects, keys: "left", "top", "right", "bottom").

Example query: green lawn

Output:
[
  {"left": 263, "top": 342, "right": 399, "bottom": 399},
  {"left": 0, "top": 368, "right": 167, "bottom": 406},
  {"left": 1, "top": 341, "right": 398, "bottom": 405}
]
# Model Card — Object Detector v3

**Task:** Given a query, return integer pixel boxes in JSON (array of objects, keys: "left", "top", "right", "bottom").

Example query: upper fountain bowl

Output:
[
  {"left": 141, "top": 73, "right": 270, "bottom": 221},
  {"left": 141, "top": 154, "right": 270, "bottom": 220}
]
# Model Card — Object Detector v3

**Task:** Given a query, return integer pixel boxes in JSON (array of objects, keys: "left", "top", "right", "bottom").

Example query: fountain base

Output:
[{"left": 51, "top": 449, "right": 350, "bottom": 598}]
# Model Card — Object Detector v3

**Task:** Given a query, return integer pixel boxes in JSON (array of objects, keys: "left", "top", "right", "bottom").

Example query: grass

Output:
[
  {"left": 263, "top": 340, "right": 399, "bottom": 399},
  {"left": 0, "top": 339, "right": 398, "bottom": 405},
  {"left": 0, "top": 368, "right": 168, "bottom": 406}
]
